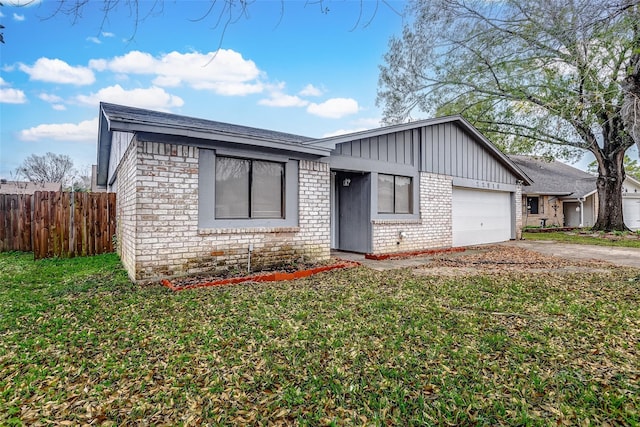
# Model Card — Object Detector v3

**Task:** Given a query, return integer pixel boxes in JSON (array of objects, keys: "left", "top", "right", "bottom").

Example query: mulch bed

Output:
[{"left": 161, "top": 259, "right": 360, "bottom": 292}]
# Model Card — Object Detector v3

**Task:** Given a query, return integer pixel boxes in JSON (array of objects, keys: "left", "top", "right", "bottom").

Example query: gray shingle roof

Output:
[
  {"left": 509, "top": 155, "right": 596, "bottom": 199},
  {"left": 101, "top": 102, "right": 314, "bottom": 144}
]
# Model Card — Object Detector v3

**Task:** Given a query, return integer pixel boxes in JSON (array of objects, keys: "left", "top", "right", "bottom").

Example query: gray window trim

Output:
[
  {"left": 371, "top": 172, "right": 420, "bottom": 221},
  {"left": 199, "top": 149, "right": 299, "bottom": 228}
]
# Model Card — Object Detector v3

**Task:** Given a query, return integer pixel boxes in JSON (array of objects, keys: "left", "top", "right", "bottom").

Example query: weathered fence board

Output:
[{"left": 0, "top": 191, "right": 116, "bottom": 259}]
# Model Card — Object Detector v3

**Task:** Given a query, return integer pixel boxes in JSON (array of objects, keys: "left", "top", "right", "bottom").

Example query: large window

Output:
[
  {"left": 215, "top": 157, "right": 284, "bottom": 219},
  {"left": 378, "top": 174, "right": 412, "bottom": 214}
]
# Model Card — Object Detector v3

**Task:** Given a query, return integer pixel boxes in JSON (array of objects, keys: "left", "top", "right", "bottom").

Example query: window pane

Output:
[
  {"left": 252, "top": 161, "right": 284, "bottom": 218},
  {"left": 395, "top": 176, "right": 412, "bottom": 213},
  {"left": 378, "top": 174, "right": 394, "bottom": 213},
  {"left": 215, "top": 157, "right": 249, "bottom": 218},
  {"left": 527, "top": 197, "right": 539, "bottom": 215}
]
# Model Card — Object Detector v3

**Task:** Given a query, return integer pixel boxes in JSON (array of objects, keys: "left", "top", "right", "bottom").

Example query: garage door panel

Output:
[
  {"left": 452, "top": 188, "right": 512, "bottom": 246},
  {"left": 623, "top": 198, "right": 640, "bottom": 231}
]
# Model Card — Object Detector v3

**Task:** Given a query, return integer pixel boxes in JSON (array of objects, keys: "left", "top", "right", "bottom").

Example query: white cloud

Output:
[
  {"left": 75, "top": 84, "right": 184, "bottom": 110},
  {"left": 39, "top": 93, "right": 63, "bottom": 103},
  {"left": 39, "top": 93, "right": 66, "bottom": 110},
  {"left": 19, "top": 118, "right": 98, "bottom": 142},
  {"left": 0, "top": 87, "right": 27, "bottom": 103},
  {"left": 299, "top": 84, "right": 323, "bottom": 97},
  {"left": 351, "top": 117, "right": 381, "bottom": 128},
  {"left": 88, "top": 59, "right": 107, "bottom": 71},
  {"left": 259, "top": 92, "right": 309, "bottom": 107},
  {"left": 13, "top": 13, "right": 25, "bottom": 21},
  {"left": 307, "top": 98, "right": 359, "bottom": 119},
  {"left": 0, "top": 78, "right": 26, "bottom": 103},
  {"left": 93, "top": 49, "right": 264, "bottom": 96},
  {"left": 0, "top": 11, "right": 4, "bottom": 18},
  {"left": 19, "top": 58, "right": 95, "bottom": 85},
  {"left": 322, "top": 128, "right": 369, "bottom": 138},
  {"left": 87, "top": 36, "right": 101, "bottom": 44},
  {"left": 102, "top": 31, "right": 115, "bottom": 37}
]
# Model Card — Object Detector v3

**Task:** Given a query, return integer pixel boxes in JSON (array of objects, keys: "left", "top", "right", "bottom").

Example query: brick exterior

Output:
[
  {"left": 115, "top": 139, "right": 330, "bottom": 282},
  {"left": 113, "top": 138, "right": 138, "bottom": 276},
  {"left": 515, "top": 183, "right": 523, "bottom": 239},
  {"left": 372, "top": 173, "right": 453, "bottom": 253}
]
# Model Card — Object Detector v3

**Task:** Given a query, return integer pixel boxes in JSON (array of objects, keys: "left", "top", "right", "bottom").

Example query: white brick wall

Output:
[
  {"left": 118, "top": 140, "right": 331, "bottom": 282},
  {"left": 372, "top": 173, "right": 453, "bottom": 254}
]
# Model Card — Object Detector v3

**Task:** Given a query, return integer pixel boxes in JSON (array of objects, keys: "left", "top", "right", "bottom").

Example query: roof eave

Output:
[
  {"left": 96, "top": 104, "right": 112, "bottom": 187},
  {"left": 108, "top": 120, "right": 330, "bottom": 157}
]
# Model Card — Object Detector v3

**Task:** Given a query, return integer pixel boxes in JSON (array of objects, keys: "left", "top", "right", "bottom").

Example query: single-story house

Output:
[
  {"left": 95, "top": 103, "right": 531, "bottom": 282},
  {"left": 0, "top": 180, "right": 62, "bottom": 195},
  {"left": 509, "top": 155, "right": 640, "bottom": 230}
]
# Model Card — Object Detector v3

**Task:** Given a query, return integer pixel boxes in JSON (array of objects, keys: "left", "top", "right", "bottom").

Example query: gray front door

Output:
[{"left": 336, "top": 172, "right": 371, "bottom": 253}]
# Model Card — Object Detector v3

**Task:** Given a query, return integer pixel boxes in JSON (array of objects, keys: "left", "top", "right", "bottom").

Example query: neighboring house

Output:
[
  {"left": 0, "top": 180, "right": 62, "bottom": 195},
  {"left": 95, "top": 103, "right": 531, "bottom": 282},
  {"left": 509, "top": 155, "right": 640, "bottom": 230},
  {"left": 622, "top": 176, "right": 640, "bottom": 230}
]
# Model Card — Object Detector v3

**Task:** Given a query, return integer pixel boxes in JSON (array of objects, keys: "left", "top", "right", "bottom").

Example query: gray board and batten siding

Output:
[
  {"left": 328, "top": 121, "right": 523, "bottom": 190},
  {"left": 421, "top": 123, "right": 518, "bottom": 186}
]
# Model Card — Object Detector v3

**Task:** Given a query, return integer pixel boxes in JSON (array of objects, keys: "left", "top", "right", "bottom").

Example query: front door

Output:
[{"left": 336, "top": 172, "right": 371, "bottom": 253}]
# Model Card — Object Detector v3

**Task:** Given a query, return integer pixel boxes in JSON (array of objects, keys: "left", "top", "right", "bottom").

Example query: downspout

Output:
[{"left": 579, "top": 198, "right": 584, "bottom": 227}]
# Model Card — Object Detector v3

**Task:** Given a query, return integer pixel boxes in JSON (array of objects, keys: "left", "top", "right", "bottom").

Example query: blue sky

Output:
[{"left": 0, "top": 0, "right": 406, "bottom": 179}]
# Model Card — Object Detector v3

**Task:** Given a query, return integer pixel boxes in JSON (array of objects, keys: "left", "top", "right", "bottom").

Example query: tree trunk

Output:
[{"left": 593, "top": 152, "right": 627, "bottom": 231}]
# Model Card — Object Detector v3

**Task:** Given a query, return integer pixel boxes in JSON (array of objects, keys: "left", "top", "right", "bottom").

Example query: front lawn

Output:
[
  {"left": 1, "top": 252, "right": 638, "bottom": 425},
  {"left": 523, "top": 230, "right": 640, "bottom": 248}
]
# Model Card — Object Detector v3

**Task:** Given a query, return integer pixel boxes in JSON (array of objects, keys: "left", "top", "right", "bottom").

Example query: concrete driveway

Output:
[{"left": 502, "top": 240, "right": 640, "bottom": 268}]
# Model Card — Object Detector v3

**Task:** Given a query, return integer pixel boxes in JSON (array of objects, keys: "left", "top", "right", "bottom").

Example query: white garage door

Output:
[
  {"left": 623, "top": 198, "right": 640, "bottom": 231},
  {"left": 452, "top": 187, "right": 512, "bottom": 246}
]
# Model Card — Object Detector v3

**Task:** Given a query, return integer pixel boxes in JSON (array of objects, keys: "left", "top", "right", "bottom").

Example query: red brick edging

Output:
[
  {"left": 161, "top": 261, "right": 360, "bottom": 292},
  {"left": 364, "top": 247, "right": 465, "bottom": 260}
]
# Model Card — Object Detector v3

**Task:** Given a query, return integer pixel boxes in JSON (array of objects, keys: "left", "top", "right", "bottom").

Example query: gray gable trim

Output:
[
  {"left": 96, "top": 103, "right": 331, "bottom": 186},
  {"left": 307, "top": 115, "right": 532, "bottom": 185},
  {"left": 509, "top": 155, "right": 596, "bottom": 199}
]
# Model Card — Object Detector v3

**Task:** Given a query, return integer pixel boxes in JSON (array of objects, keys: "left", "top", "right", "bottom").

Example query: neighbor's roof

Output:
[
  {"left": 96, "top": 103, "right": 331, "bottom": 186},
  {"left": 509, "top": 155, "right": 596, "bottom": 199},
  {"left": 0, "top": 180, "right": 62, "bottom": 195}
]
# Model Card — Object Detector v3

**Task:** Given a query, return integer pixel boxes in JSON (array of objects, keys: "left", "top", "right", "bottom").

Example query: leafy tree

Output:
[
  {"left": 378, "top": 0, "right": 640, "bottom": 231},
  {"left": 17, "top": 152, "right": 75, "bottom": 188},
  {"left": 588, "top": 155, "right": 640, "bottom": 181}
]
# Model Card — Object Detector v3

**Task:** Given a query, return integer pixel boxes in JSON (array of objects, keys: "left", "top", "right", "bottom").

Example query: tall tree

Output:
[
  {"left": 588, "top": 155, "right": 640, "bottom": 180},
  {"left": 17, "top": 152, "right": 75, "bottom": 187},
  {"left": 378, "top": 0, "right": 640, "bottom": 231}
]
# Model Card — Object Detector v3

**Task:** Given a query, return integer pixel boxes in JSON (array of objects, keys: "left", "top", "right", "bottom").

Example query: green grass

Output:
[
  {"left": 1, "top": 252, "right": 639, "bottom": 425},
  {"left": 523, "top": 230, "right": 640, "bottom": 248}
]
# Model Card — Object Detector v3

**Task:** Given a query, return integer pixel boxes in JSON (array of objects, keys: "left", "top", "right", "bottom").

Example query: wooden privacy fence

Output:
[{"left": 0, "top": 191, "right": 116, "bottom": 259}]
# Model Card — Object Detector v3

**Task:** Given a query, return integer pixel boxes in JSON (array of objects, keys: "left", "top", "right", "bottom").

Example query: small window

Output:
[
  {"left": 215, "top": 157, "right": 284, "bottom": 219},
  {"left": 378, "top": 174, "right": 412, "bottom": 214},
  {"left": 527, "top": 196, "right": 539, "bottom": 215}
]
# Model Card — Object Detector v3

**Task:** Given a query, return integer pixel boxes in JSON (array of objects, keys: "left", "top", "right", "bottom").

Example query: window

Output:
[
  {"left": 215, "top": 157, "right": 284, "bottom": 219},
  {"left": 526, "top": 196, "right": 540, "bottom": 215},
  {"left": 378, "top": 174, "right": 412, "bottom": 214}
]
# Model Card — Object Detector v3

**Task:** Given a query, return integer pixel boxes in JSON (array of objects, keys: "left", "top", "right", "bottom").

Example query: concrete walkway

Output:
[{"left": 501, "top": 240, "right": 640, "bottom": 269}]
